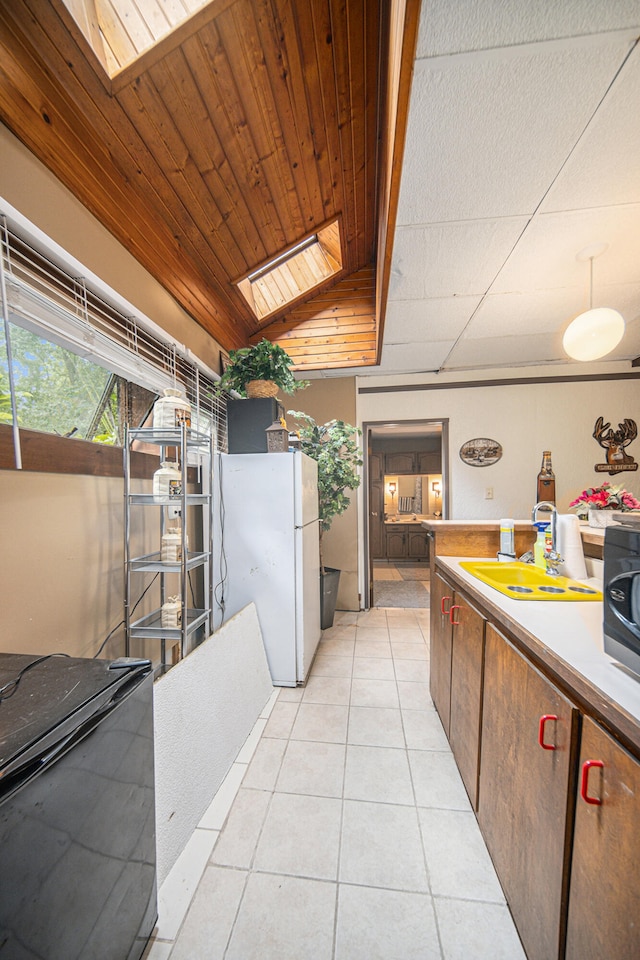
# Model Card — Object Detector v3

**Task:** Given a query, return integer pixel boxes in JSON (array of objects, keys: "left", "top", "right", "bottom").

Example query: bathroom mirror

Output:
[{"left": 384, "top": 474, "right": 443, "bottom": 515}]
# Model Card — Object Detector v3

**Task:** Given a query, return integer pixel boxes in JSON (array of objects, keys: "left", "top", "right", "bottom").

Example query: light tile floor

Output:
[{"left": 144, "top": 608, "right": 526, "bottom": 960}]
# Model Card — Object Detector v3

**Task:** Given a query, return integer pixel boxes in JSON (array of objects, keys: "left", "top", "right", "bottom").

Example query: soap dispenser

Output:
[{"left": 533, "top": 522, "right": 550, "bottom": 569}]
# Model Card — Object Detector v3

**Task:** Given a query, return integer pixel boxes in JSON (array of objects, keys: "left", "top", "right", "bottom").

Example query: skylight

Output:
[
  {"left": 61, "top": 0, "right": 211, "bottom": 77},
  {"left": 237, "top": 221, "right": 343, "bottom": 321}
]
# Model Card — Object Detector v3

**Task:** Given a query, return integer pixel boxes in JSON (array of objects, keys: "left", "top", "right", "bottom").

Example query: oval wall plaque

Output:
[{"left": 459, "top": 438, "right": 502, "bottom": 467}]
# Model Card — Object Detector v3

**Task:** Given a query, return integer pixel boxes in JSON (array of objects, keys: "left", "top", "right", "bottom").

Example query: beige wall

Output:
[
  {"left": 0, "top": 466, "right": 206, "bottom": 659},
  {"left": 287, "top": 378, "right": 361, "bottom": 611},
  {"left": 1, "top": 471, "right": 136, "bottom": 656},
  {"left": 357, "top": 367, "right": 640, "bottom": 520}
]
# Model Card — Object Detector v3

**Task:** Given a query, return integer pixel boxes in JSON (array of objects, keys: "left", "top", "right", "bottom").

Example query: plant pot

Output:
[
  {"left": 246, "top": 379, "right": 279, "bottom": 398},
  {"left": 320, "top": 567, "right": 341, "bottom": 629},
  {"left": 588, "top": 509, "right": 621, "bottom": 528}
]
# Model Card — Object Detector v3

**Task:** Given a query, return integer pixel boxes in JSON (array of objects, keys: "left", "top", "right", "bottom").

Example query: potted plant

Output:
[
  {"left": 569, "top": 481, "right": 640, "bottom": 527},
  {"left": 217, "top": 338, "right": 308, "bottom": 397},
  {"left": 288, "top": 410, "right": 363, "bottom": 627}
]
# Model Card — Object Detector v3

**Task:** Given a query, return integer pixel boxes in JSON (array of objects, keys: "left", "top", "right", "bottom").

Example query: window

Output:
[
  {"left": 60, "top": 0, "right": 212, "bottom": 78},
  {"left": 1, "top": 217, "right": 227, "bottom": 464},
  {"left": 1, "top": 323, "right": 139, "bottom": 443},
  {"left": 236, "top": 220, "right": 343, "bottom": 321}
]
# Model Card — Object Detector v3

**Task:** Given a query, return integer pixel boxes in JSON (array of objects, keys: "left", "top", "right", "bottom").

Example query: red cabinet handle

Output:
[
  {"left": 441, "top": 595, "right": 452, "bottom": 616},
  {"left": 449, "top": 604, "right": 461, "bottom": 626},
  {"left": 580, "top": 759, "right": 604, "bottom": 805},
  {"left": 538, "top": 714, "right": 558, "bottom": 750}
]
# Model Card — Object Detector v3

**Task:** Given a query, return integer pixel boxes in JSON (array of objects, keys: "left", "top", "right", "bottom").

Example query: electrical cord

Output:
[
  {"left": 0, "top": 653, "right": 70, "bottom": 704},
  {"left": 93, "top": 573, "right": 159, "bottom": 658},
  {"left": 213, "top": 451, "right": 227, "bottom": 625}
]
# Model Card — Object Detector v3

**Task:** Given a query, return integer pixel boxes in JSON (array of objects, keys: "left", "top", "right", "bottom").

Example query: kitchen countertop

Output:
[
  {"left": 384, "top": 515, "right": 432, "bottom": 524},
  {"left": 437, "top": 555, "right": 640, "bottom": 754}
]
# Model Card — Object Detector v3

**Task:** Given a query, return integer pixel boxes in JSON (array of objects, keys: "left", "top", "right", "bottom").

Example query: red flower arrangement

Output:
[{"left": 569, "top": 482, "right": 640, "bottom": 514}]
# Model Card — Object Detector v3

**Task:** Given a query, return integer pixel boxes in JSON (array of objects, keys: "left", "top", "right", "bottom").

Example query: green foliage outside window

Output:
[{"left": 0, "top": 324, "right": 132, "bottom": 445}]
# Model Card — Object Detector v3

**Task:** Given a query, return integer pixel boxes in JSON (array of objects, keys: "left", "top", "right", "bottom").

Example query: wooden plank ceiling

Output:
[{"left": 0, "top": 0, "right": 419, "bottom": 372}]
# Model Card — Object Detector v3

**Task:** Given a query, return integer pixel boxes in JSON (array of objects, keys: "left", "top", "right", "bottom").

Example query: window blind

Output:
[{"left": 1, "top": 217, "right": 228, "bottom": 449}]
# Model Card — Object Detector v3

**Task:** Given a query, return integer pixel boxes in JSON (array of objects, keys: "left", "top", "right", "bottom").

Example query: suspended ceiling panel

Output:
[
  {"left": 417, "top": 0, "right": 640, "bottom": 58},
  {"left": 378, "top": 0, "right": 640, "bottom": 377}
]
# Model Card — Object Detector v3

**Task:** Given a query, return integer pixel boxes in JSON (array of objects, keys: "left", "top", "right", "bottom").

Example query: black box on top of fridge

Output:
[
  {"left": 0, "top": 652, "right": 157, "bottom": 960},
  {"left": 227, "top": 397, "right": 284, "bottom": 453}
]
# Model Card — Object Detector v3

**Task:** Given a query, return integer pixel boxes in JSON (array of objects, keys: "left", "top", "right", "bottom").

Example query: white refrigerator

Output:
[{"left": 215, "top": 451, "right": 321, "bottom": 685}]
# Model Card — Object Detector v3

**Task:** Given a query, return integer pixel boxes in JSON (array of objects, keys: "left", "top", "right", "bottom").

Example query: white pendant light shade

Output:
[
  {"left": 563, "top": 246, "right": 625, "bottom": 361},
  {"left": 562, "top": 306, "right": 625, "bottom": 361}
]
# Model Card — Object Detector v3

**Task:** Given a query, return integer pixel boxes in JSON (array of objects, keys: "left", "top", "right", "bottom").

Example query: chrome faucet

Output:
[{"left": 531, "top": 501, "right": 562, "bottom": 575}]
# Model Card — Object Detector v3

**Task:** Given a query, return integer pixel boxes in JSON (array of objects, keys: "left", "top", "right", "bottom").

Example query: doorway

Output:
[{"left": 363, "top": 419, "right": 448, "bottom": 609}]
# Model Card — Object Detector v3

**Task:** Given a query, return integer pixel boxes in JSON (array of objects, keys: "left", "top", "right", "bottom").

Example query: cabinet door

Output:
[
  {"left": 385, "top": 452, "right": 415, "bottom": 474},
  {"left": 429, "top": 571, "right": 454, "bottom": 736},
  {"left": 407, "top": 529, "right": 428, "bottom": 559},
  {"left": 448, "top": 594, "right": 485, "bottom": 809},
  {"left": 417, "top": 451, "right": 440, "bottom": 473},
  {"left": 565, "top": 716, "right": 640, "bottom": 960},
  {"left": 386, "top": 529, "right": 406, "bottom": 558},
  {"left": 479, "top": 624, "right": 579, "bottom": 960}
]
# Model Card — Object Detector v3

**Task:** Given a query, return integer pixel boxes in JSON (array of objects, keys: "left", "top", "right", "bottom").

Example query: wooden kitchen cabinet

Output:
[
  {"left": 430, "top": 570, "right": 454, "bottom": 736},
  {"left": 429, "top": 571, "right": 485, "bottom": 806},
  {"left": 565, "top": 716, "right": 640, "bottom": 960},
  {"left": 417, "top": 451, "right": 440, "bottom": 473},
  {"left": 478, "top": 623, "right": 579, "bottom": 960},
  {"left": 448, "top": 593, "right": 485, "bottom": 809},
  {"left": 385, "top": 528, "right": 407, "bottom": 558},
  {"left": 385, "top": 525, "right": 429, "bottom": 560},
  {"left": 428, "top": 540, "right": 640, "bottom": 960},
  {"left": 385, "top": 452, "right": 416, "bottom": 474},
  {"left": 407, "top": 529, "right": 428, "bottom": 559}
]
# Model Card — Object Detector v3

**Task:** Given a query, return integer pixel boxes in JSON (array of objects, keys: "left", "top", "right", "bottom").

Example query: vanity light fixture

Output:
[
  {"left": 388, "top": 482, "right": 396, "bottom": 499},
  {"left": 563, "top": 244, "right": 625, "bottom": 362}
]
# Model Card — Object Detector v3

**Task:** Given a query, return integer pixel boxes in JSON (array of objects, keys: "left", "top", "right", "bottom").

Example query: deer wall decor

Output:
[{"left": 593, "top": 417, "right": 638, "bottom": 475}]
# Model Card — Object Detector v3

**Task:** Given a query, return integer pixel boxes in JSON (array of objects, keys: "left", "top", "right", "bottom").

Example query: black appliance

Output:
[
  {"left": 0, "top": 653, "right": 157, "bottom": 960},
  {"left": 603, "top": 521, "right": 640, "bottom": 677},
  {"left": 227, "top": 397, "right": 284, "bottom": 453}
]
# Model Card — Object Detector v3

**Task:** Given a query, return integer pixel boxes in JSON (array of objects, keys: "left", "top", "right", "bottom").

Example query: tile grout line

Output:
[
  {"left": 331, "top": 624, "right": 356, "bottom": 960},
  {"left": 220, "top": 687, "right": 303, "bottom": 960}
]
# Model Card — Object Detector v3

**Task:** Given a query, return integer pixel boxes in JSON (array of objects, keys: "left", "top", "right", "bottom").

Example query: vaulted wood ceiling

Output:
[{"left": 0, "top": 0, "right": 419, "bottom": 372}]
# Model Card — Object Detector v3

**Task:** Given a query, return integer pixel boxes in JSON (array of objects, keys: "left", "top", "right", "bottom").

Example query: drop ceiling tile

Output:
[
  {"left": 384, "top": 296, "right": 481, "bottom": 343},
  {"left": 389, "top": 219, "right": 527, "bottom": 300},
  {"left": 380, "top": 341, "right": 456, "bottom": 373},
  {"left": 613, "top": 315, "right": 640, "bottom": 359},
  {"left": 417, "top": 0, "right": 640, "bottom": 58},
  {"left": 446, "top": 332, "right": 566, "bottom": 369},
  {"left": 397, "top": 36, "right": 634, "bottom": 225},
  {"left": 491, "top": 204, "right": 640, "bottom": 293},
  {"left": 541, "top": 49, "right": 640, "bottom": 211},
  {"left": 467, "top": 289, "right": 583, "bottom": 338}
]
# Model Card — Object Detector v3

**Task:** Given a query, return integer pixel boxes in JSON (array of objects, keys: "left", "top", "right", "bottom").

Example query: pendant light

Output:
[{"left": 562, "top": 244, "right": 624, "bottom": 361}]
